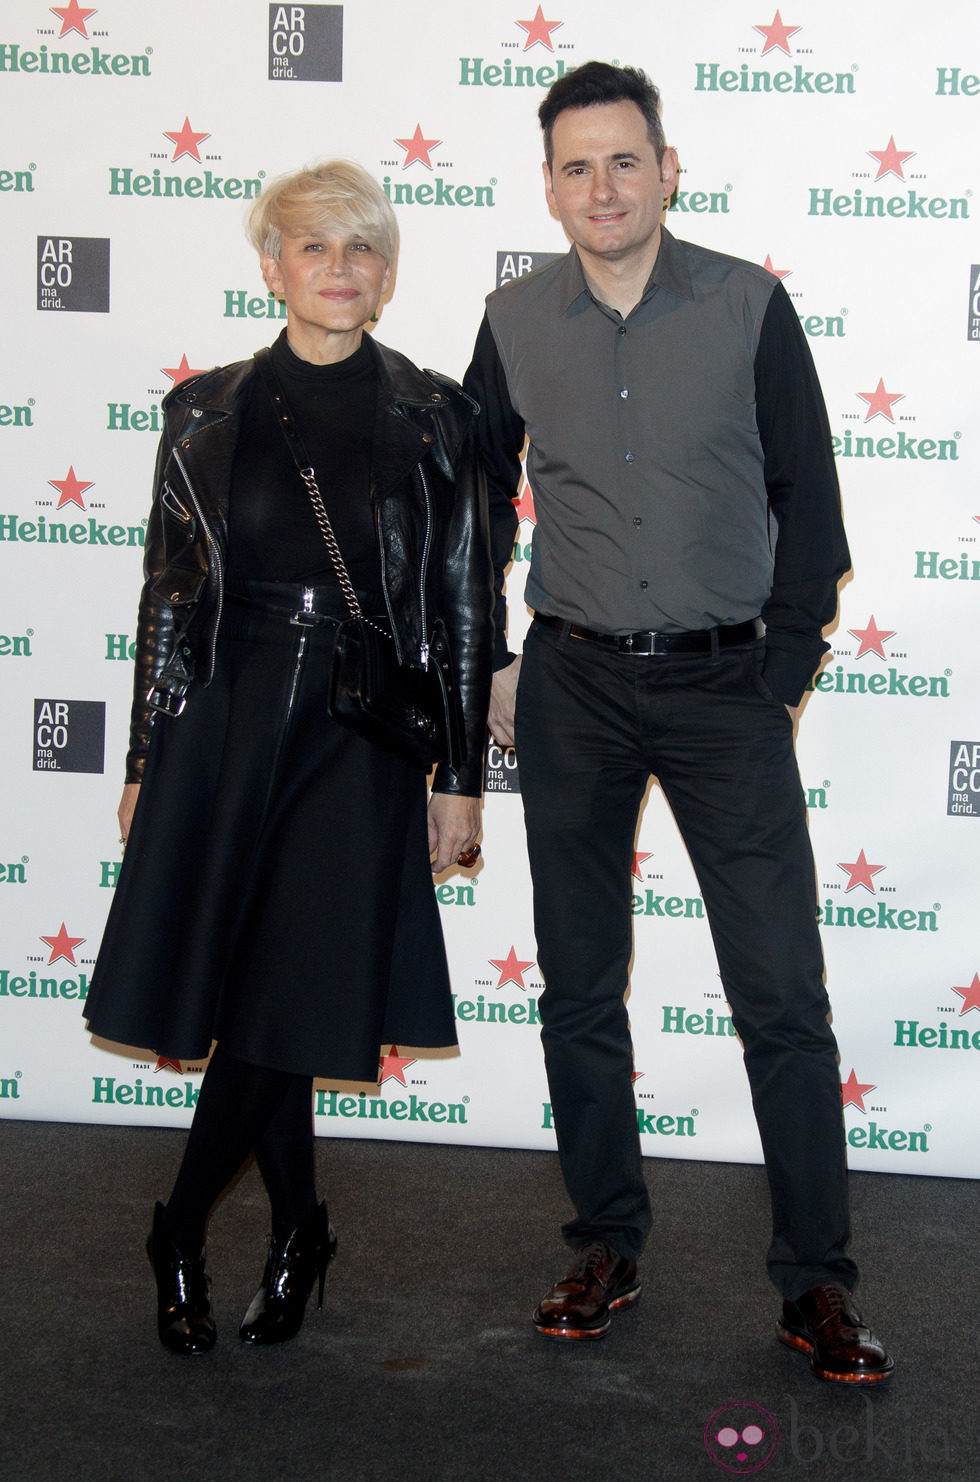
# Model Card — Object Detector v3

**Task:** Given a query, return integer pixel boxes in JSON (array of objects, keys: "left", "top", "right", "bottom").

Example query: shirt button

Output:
[
  {"left": 640, "top": 580, "right": 649, "bottom": 589},
  {"left": 620, "top": 388, "right": 629, "bottom": 399},
  {"left": 625, "top": 451, "right": 635, "bottom": 463},
  {"left": 633, "top": 516, "right": 642, "bottom": 526},
  {"left": 617, "top": 324, "right": 627, "bottom": 336}
]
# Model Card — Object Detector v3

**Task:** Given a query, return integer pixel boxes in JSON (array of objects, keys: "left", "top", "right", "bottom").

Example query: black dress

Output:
[{"left": 85, "top": 336, "right": 457, "bottom": 1081}]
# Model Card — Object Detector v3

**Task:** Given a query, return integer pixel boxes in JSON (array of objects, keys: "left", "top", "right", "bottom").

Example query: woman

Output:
[{"left": 84, "top": 161, "right": 493, "bottom": 1355}]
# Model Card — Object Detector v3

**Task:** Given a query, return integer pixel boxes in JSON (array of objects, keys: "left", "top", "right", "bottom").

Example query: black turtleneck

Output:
[{"left": 227, "top": 329, "right": 381, "bottom": 591}]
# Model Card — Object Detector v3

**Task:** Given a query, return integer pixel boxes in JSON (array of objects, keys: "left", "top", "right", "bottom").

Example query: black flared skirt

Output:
[{"left": 84, "top": 583, "right": 457, "bottom": 1081}]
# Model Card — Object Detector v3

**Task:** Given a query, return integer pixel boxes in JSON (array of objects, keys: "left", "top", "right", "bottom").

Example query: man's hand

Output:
[
  {"left": 428, "top": 793, "right": 481, "bottom": 875},
  {"left": 488, "top": 656, "right": 521, "bottom": 747}
]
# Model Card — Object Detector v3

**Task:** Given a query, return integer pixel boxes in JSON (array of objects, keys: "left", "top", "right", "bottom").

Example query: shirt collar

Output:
[{"left": 558, "top": 227, "right": 695, "bottom": 317}]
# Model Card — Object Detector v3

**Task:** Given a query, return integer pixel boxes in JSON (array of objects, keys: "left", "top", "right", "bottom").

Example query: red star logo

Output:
[
  {"left": 516, "top": 6, "right": 563, "bottom": 50},
  {"left": 39, "top": 922, "right": 86, "bottom": 966},
  {"left": 847, "top": 615, "right": 895, "bottom": 660},
  {"left": 753, "top": 9, "right": 800, "bottom": 54},
  {"left": 48, "top": 465, "right": 94, "bottom": 510},
  {"left": 856, "top": 378, "right": 904, "bottom": 422},
  {"left": 631, "top": 1069, "right": 644, "bottom": 1085},
  {"left": 161, "top": 354, "right": 205, "bottom": 388},
  {"left": 837, "top": 849, "right": 885, "bottom": 894},
  {"left": 163, "top": 117, "right": 211, "bottom": 163},
  {"left": 951, "top": 973, "right": 980, "bottom": 1015},
  {"left": 394, "top": 125, "right": 442, "bottom": 170},
  {"left": 155, "top": 1056, "right": 183, "bottom": 1073},
  {"left": 762, "top": 254, "right": 791, "bottom": 280},
  {"left": 488, "top": 946, "right": 535, "bottom": 990},
  {"left": 50, "top": 1, "right": 96, "bottom": 38},
  {"left": 515, "top": 478, "right": 537, "bottom": 524},
  {"left": 379, "top": 1045, "right": 417, "bottom": 1086},
  {"left": 631, "top": 851, "right": 652, "bottom": 881},
  {"left": 840, "top": 1068, "right": 875, "bottom": 1112},
  {"left": 866, "top": 135, "right": 915, "bottom": 182}
]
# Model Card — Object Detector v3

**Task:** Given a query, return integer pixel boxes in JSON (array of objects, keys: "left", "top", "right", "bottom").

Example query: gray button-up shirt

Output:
[{"left": 465, "top": 229, "right": 849, "bottom": 704}]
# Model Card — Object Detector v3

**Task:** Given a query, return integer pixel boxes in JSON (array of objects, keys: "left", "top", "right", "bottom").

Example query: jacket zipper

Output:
[
  {"left": 172, "top": 442, "right": 224, "bottom": 685},
  {"left": 417, "top": 463, "right": 433, "bottom": 669}
]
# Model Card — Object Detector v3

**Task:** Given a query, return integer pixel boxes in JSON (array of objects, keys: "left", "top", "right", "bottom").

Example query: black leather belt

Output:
[{"left": 533, "top": 613, "right": 764, "bottom": 655}]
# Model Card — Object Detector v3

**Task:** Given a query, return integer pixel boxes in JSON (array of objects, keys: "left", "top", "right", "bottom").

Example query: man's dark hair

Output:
[{"left": 538, "top": 61, "right": 665, "bottom": 168}]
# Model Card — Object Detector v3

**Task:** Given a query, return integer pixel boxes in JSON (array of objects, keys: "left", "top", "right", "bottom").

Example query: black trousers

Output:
[{"left": 515, "top": 619, "right": 857, "bottom": 1301}]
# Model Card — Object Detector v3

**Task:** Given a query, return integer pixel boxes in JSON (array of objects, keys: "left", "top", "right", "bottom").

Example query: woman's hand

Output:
[
  {"left": 118, "top": 783, "right": 140, "bottom": 846},
  {"left": 428, "top": 793, "right": 481, "bottom": 875}
]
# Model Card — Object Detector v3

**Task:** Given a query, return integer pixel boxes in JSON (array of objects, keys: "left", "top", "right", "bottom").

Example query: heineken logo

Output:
[
  {"left": 0, "top": 858, "right": 28, "bottom": 884},
  {"left": 1, "top": 165, "right": 34, "bottom": 193},
  {"left": 896, "top": 976, "right": 980, "bottom": 1052},
  {"left": 1, "top": 513, "right": 144, "bottom": 545},
  {"left": 380, "top": 125, "right": 495, "bottom": 208},
  {"left": 0, "top": 1074, "right": 21, "bottom": 1101},
  {"left": 223, "top": 290, "right": 288, "bottom": 322},
  {"left": 0, "top": 401, "right": 33, "bottom": 428},
  {"left": 661, "top": 1005, "right": 736, "bottom": 1038},
  {"left": 459, "top": 11, "right": 574, "bottom": 89},
  {"left": 543, "top": 1102, "right": 697, "bottom": 1138},
  {"left": 819, "top": 846, "right": 938, "bottom": 933},
  {"left": 809, "top": 138, "right": 967, "bottom": 219},
  {"left": 93, "top": 1076, "right": 200, "bottom": 1109},
  {"left": 2, "top": 1, "right": 150, "bottom": 75},
  {"left": 936, "top": 67, "right": 980, "bottom": 95},
  {"left": 109, "top": 120, "right": 261, "bottom": 200},
  {"left": 833, "top": 381, "right": 960, "bottom": 462},
  {"left": 315, "top": 1089, "right": 468, "bottom": 1125},
  {"left": 48, "top": 466, "right": 93, "bottom": 510},
  {"left": 763, "top": 255, "right": 847, "bottom": 339},
  {"left": 696, "top": 13, "right": 854, "bottom": 95},
  {"left": 807, "top": 614, "right": 951, "bottom": 701},
  {"left": 0, "top": 969, "right": 88, "bottom": 1000},
  {"left": 0, "top": 632, "right": 32, "bottom": 658}
]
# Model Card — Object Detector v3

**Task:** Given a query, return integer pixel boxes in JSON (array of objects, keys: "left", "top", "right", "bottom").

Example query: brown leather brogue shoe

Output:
[
  {"left": 777, "top": 1283, "right": 894, "bottom": 1383},
  {"left": 533, "top": 1241, "right": 641, "bottom": 1340}
]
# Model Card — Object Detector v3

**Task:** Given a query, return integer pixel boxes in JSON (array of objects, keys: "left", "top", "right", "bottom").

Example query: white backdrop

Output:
[{"left": 1, "top": 0, "right": 977, "bottom": 1179}]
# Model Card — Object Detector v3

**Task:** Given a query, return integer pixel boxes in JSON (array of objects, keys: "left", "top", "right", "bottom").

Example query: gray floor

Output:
[{"left": 1, "top": 1119, "right": 975, "bottom": 1482}]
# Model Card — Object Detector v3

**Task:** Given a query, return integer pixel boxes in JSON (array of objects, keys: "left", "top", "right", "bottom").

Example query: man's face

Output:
[{"left": 543, "top": 99, "right": 677, "bottom": 273}]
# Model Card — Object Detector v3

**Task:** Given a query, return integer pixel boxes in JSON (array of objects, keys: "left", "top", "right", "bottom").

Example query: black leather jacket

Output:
[{"left": 127, "top": 337, "right": 494, "bottom": 796}]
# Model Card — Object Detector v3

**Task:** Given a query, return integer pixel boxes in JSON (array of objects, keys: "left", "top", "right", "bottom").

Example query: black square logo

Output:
[
  {"left": 495, "top": 251, "right": 563, "bottom": 289},
  {"left": 948, "top": 740, "right": 980, "bottom": 816},
  {"left": 269, "top": 4, "right": 343, "bottom": 81},
  {"left": 37, "top": 237, "right": 110, "bottom": 313},
  {"left": 34, "top": 700, "right": 106, "bottom": 774},
  {"left": 485, "top": 741, "right": 521, "bottom": 794},
  {"left": 969, "top": 265, "right": 980, "bottom": 342}
]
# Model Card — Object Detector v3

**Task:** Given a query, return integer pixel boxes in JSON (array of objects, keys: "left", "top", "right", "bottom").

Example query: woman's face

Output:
[{"left": 261, "top": 223, "right": 392, "bottom": 363}]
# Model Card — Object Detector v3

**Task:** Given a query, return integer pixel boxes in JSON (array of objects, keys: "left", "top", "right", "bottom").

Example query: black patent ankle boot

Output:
[
  {"left": 146, "top": 1201, "right": 216, "bottom": 1355},
  {"left": 239, "top": 1200, "right": 337, "bottom": 1345}
]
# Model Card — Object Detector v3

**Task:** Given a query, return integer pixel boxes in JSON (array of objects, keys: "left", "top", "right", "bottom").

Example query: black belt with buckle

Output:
[{"left": 533, "top": 613, "right": 764, "bottom": 655}]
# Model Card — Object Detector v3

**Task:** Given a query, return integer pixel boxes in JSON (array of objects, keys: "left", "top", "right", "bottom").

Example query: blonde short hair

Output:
[{"left": 247, "top": 160, "right": 398, "bottom": 264}]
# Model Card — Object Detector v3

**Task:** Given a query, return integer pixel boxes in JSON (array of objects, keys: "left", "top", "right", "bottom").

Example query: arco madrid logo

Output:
[
  {"left": 0, "top": 0, "right": 152, "bottom": 77},
  {"left": 458, "top": 7, "right": 575, "bottom": 90},
  {"left": 806, "top": 614, "right": 951, "bottom": 701},
  {"left": 695, "top": 10, "right": 855, "bottom": 96},
  {"left": 109, "top": 118, "right": 263, "bottom": 202},
  {"left": 33, "top": 698, "right": 105, "bottom": 773},
  {"left": 841, "top": 1068, "right": 930, "bottom": 1156},
  {"left": 268, "top": 4, "right": 343, "bottom": 83},
  {"left": 819, "top": 846, "right": 939, "bottom": 934},
  {"left": 948, "top": 740, "right": 980, "bottom": 817},
  {"left": 380, "top": 126, "right": 495, "bottom": 210},
  {"left": 36, "top": 236, "right": 109, "bottom": 313},
  {"left": 809, "top": 135, "right": 968, "bottom": 220}
]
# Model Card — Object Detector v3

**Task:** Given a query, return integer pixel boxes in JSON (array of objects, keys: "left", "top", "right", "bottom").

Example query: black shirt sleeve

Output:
[
  {"left": 754, "top": 281, "right": 851, "bottom": 705},
  {"left": 463, "top": 311, "right": 523, "bottom": 670}
]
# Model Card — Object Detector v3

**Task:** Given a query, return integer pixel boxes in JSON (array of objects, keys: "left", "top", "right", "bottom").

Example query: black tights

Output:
[{"left": 164, "top": 1043, "right": 318, "bottom": 1254}]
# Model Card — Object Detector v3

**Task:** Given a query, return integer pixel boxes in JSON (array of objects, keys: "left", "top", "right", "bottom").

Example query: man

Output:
[{"left": 464, "top": 61, "right": 892, "bottom": 1383}]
